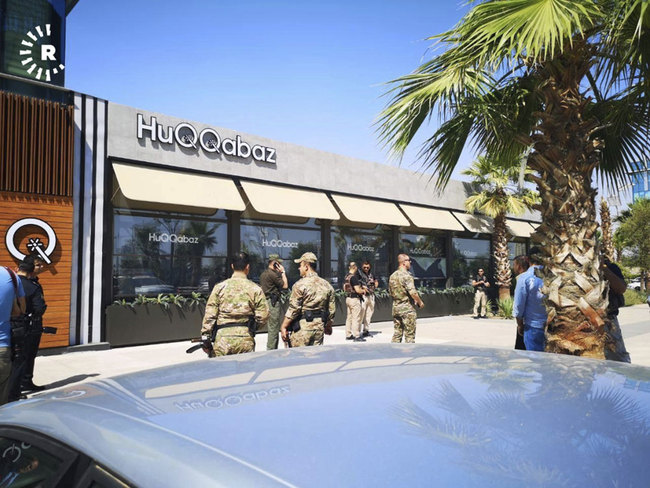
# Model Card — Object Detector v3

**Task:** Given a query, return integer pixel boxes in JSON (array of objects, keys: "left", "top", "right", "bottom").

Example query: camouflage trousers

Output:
[
  {"left": 391, "top": 311, "right": 417, "bottom": 343},
  {"left": 266, "top": 298, "right": 283, "bottom": 350},
  {"left": 213, "top": 330, "right": 255, "bottom": 357},
  {"left": 290, "top": 321, "right": 324, "bottom": 348}
]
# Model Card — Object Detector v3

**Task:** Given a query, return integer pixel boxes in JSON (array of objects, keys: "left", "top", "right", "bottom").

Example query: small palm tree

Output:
[{"left": 463, "top": 156, "right": 538, "bottom": 300}]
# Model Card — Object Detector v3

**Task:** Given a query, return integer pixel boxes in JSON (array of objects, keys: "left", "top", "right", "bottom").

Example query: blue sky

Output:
[{"left": 65, "top": 0, "right": 474, "bottom": 178}]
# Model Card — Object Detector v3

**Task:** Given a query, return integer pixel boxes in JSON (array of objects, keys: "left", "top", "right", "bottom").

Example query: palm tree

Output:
[
  {"left": 377, "top": 0, "right": 650, "bottom": 361},
  {"left": 463, "top": 156, "right": 539, "bottom": 300},
  {"left": 600, "top": 198, "right": 615, "bottom": 262}
]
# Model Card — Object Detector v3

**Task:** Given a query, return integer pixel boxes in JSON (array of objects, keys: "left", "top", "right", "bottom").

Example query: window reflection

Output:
[
  {"left": 0, "top": 436, "right": 62, "bottom": 486},
  {"left": 508, "top": 241, "right": 527, "bottom": 262},
  {"left": 331, "top": 226, "right": 390, "bottom": 289},
  {"left": 452, "top": 238, "right": 490, "bottom": 286},
  {"left": 113, "top": 211, "right": 227, "bottom": 298},
  {"left": 400, "top": 232, "right": 447, "bottom": 288},
  {"left": 241, "top": 219, "right": 321, "bottom": 286}
]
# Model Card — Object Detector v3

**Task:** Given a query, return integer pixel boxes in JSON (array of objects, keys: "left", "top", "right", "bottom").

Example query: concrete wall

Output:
[{"left": 107, "top": 102, "right": 540, "bottom": 222}]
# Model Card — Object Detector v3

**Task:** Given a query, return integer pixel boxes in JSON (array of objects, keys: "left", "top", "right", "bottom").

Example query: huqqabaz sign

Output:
[{"left": 137, "top": 114, "right": 276, "bottom": 164}]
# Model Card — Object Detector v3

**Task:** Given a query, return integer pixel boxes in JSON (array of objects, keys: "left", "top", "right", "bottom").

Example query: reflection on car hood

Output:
[{"left": 3, "top": 344, "right": 650, "bottom": 487}]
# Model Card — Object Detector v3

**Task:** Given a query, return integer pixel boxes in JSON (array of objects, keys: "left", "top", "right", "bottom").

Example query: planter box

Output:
[
  {"left": 106, "top": 291, "right": 474, "bottom": 346},
  {"left": 333, "top": 291, "right": 474, "bottom": 325},
  {"left": 106, "top": 304, "right": 205, "bottom": 347}
]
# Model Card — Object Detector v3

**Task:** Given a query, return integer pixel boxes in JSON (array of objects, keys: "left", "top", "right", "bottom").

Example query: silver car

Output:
[{"left": 2, "top": 344, "right": 650, "bottom": 487}]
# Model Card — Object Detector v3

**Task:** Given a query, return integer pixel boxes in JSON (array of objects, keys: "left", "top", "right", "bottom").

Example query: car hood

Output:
[{"left": 2, "top": 344, "right": 650, "bottom": 487}]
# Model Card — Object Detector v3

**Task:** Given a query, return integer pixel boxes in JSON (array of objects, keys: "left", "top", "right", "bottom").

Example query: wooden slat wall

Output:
[
  {"left": 0, "top": 192, "right": 73, "bottom": 348},
  {"left": 0, "top": 91, "right": 74, "bottom": 196}
]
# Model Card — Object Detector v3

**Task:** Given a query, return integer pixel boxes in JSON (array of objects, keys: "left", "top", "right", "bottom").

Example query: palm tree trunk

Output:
[
  {"left": 600, "top": 199, "right": 615, "bottom": 262},
  {"left": 525, "top": 45, "right": 629, "bottom": 361},
  {"left": 492, "top": 213, "right": 511, "bottom": 300}
]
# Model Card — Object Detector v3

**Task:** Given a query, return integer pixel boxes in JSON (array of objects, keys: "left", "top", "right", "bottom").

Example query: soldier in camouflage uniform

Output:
[
  {"left": 201, "top": 252, "right": 269, "bottom": 356},
  {"left": 280, "top": 252, "right": 335, "bottom": 348},
  {"left": 388, "top": 254, "right": 424, "bottom": 343}
]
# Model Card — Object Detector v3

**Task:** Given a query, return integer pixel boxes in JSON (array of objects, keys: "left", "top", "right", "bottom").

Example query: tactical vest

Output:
[{"left": 344, "top": 273, "right": 358, "bottom": 297}]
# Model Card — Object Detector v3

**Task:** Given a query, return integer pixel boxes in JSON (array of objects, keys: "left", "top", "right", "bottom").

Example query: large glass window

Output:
[
  {"left": 331, "top": 226, "right": 391, "bottom": 290},
  {"left": 452, "top": 237, "right": 490, "bottom": 286},
  {"left": 508, "top": 241, "right": 527, "bottom": 261},
  {"left": 113, "top": 211, "right": 227, "bottom": 298},
  {"left": 400, "top": 232, "right": 447, "bottom": 288},
  {"left": 241, "top": 219, "right": 321, "bottom": 286}
]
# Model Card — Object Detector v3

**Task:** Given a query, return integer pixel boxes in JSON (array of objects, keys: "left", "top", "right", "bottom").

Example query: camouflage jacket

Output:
[
  {"left": 285, "top": 271, "right": 336, "bottom": 324},
  {"left": 201, "top": 273, "right": 269, "bottom": 336},
  {"left": 389, "top": 267, "right": 417, "bottom": 315}
]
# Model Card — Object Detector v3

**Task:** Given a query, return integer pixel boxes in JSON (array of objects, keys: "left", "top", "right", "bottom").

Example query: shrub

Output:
[
  {"left": 624, "top": 289, "right": 649, "bottom": 306},
  {"left": 497, "top": 297, "right": 514, "bottom": 319}
]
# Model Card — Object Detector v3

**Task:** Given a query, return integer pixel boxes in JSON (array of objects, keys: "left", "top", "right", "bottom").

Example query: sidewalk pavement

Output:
[{"left": 30, "top": 305, "right": 650, "bottom": 394}]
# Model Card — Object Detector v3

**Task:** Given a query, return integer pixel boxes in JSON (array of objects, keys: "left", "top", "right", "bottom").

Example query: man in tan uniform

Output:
[
  {"left": 389, "top": 253, "right": 424, "bottom": 343},
  {"left": 201, "top": 252, "right": 269, "bottom": 356},
  {"left": 280, "top": 252, "right": 335, "bottom": 348},
  {"left": 344, "top": 261, "right": 366, "bottom": 342}
]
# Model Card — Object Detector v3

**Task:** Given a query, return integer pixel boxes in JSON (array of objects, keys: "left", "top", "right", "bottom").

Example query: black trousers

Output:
[
  {"left": 21, "top": 329, "right": 42, "bottom": 384},
  {"left": 8, "top": 329, "right": 42, "bottom": 400}
]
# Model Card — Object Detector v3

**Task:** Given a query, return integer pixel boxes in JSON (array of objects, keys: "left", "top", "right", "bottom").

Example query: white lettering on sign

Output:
[
  {"left": 347, "top": 243, "right": 375, "bottom": 252},
  {"left": 148, "top": 233, "right": 199, "bottom": 244},
  {"left": 410, "top": 247, "right": 433, "bottom": 256},
  {"left": 137, "top": 114, "right": 277, "bottom": 164},
  {"left": 262, "top": 239, "right": 298, "bottom": 249}
]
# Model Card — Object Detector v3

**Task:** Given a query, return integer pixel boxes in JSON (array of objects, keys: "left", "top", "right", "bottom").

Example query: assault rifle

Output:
[{"left": 186, "top": 328, "right": 217, "bottom": 357}]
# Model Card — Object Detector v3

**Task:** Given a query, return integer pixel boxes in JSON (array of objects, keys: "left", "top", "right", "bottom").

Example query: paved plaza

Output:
[{"left": 30, "top": 305, "right": 650, "bottom": 394}]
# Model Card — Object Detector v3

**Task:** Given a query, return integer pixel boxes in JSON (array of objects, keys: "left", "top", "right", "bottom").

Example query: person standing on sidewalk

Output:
[
  {"left": 344, "top": 262, "right": 366, "bottom": 342},
  {"left": 259, "top": 254, "right": 288, "bottom": 350},
  {"left": 1, "top": 266, "right": 25, "bottom": 406},
  {"left": 511, "top": 255, "right": 530, "bottom": 351},
  {"left": 472, "top": 268, "right": 490, "bottom": 319},
  {"left": 389, "top": 254, "right": 424, "bottom": 343},
  {"left": 8, "top": 256, "right": 47, "bottom": 401},
  {"left": 280, "top": 252, "right": 335, "bottom": 348},
  {"left": 513, "top": 249, "right": 547, "bottom": 352},
  {"left": 358, "top": 261, "right": 378, "bottom": 337},
  {"left": 601, "top": 256, "right": 631, "bottom": 362},
  {"left": 201, "top": 252, "right": 269, "bottom": 357}
]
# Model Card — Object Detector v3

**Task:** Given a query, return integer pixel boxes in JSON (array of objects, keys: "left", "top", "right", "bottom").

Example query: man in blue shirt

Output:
[
  {"left": 1, "top": 266, "right": 25, "bottom": 405},
  {"left": 513, "top": 251, "right": 547, "bottom": 352}
]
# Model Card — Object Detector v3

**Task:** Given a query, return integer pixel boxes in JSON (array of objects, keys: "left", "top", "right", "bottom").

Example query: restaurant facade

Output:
[{"left": 1, "top": 77, "right": 539, "bottom": 349}]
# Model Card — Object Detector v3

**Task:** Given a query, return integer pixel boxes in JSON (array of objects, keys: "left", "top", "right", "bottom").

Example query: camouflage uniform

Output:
[
  {"left": 285, "top": 271, "right": 336, "bottom": 347},
  {"left": 201, "top": 274, "right": 269, "bottom": 356},
  {"left": 389, "top": 268, "right": 417, "bottom": 343}
]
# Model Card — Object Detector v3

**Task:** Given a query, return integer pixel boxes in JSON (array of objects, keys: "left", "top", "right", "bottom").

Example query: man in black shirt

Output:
[
  {"left": 344, "top": 262, "right": 367, "bottom": 342},
  {"left": 602, "top": 258, "right": 631, "bottom": 363},
  {"left": 471, "top": 268, "right": 490, "bottom": 319},
  {"left": 259, "top": 254, "right": 288, "bottom": 350}
]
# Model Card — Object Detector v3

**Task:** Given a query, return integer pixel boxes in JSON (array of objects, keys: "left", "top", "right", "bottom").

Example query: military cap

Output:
[
  {"left": 268, "top": 254, "right": 283, "bottom": 263},
  {"left": 294, "top": 252, "right": 318, "bottom": 263}
]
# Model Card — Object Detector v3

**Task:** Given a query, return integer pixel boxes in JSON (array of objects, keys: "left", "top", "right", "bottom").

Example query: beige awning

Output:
[
  {"left": 399, "top": 204, "right": 465, "bottom": 231},
  {"left": 332, "top": 195, "right": 410, "bottom": 227},
  {"left": 529, "top": 222, "right": 540, "bottom": 231},
  {"left": 113, "top": 163, "right": 245, "bottom": 211},
  {"left": 240, "top": 181, "right": 340, "bottom": 220},
  {"left": 507, "top": 220, "right": 534, "bottom": 238},
  {"left": 452, "top": 211, "right": 493, "bottom": 234}
]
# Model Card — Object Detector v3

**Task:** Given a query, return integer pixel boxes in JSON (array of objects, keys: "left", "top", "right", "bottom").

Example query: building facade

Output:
[{"left": 0, "top": 78, "right": 539, "bottom": 349}]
